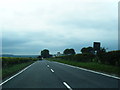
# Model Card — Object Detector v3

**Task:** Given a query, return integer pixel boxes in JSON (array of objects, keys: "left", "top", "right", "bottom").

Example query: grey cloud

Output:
[
  {"left": 2, "top": 37, "right": 29, "bottom": 47},
  {"left": 1, "top": 0, "right": 118, "bottom": 54},
  {"left": 51, "top": 18, "right": 117, "bottom": 31},
  {"left": 2, "top": 28, "right": 118, "bottom": 54}
]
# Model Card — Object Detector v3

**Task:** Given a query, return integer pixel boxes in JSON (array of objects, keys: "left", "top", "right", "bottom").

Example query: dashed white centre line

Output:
[
  {"left": 63, "top": 82, "right": 72, "bottom": 90},
  {"left": 50, "top": 69, "right": 54, "bottom": 73},
  {"left": 47, "top": 65, "right": 49, "bottom": 67}
]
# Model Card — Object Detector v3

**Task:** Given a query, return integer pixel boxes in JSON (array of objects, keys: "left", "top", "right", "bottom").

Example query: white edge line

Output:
[
  {"left": 63, "top": 82, "right": 72, "bottom": 90},
  {"left": 0, "top": 62, "right": 36, "bottom": 86},
  {"left": 53, "top": 61, "right": 120, "bottom": 80},
  {"left": 50, "top": 69, "right": 54, "bottom": 72}
]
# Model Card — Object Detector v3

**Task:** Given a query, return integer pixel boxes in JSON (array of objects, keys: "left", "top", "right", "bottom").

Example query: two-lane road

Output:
[{"left": 1, "top": 60, "right": 120, "bottom": 89}]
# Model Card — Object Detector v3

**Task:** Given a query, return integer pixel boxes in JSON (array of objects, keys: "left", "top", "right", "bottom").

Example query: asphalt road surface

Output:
[{"left": 1, "top": 60, "right": 120, "bottom": 89}]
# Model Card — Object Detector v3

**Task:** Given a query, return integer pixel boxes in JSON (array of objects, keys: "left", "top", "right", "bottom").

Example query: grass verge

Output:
[
  {"left": 2, "top": 61, "right": 34, "bottom": 79},
  {"left": 47, "top": 58, "right": 120, "bottom": 77}
]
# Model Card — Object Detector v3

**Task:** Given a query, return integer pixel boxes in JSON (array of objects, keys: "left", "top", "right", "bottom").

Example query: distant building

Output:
[
  {"left": 56, "top": 52, "right": 62, "bottom": 56},
  {"left": 93, "top": 42, "right": 101, "bottom": 54}
]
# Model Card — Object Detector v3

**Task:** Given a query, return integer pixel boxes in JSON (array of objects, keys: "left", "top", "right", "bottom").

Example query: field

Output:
[
  {"left": 47, "top": 50, "right": 120, "bottom": 77},
  {"left": 47, "top": 58, "right": 120, "bottom": 77},
  {"left": 1, "top": 57, "right": 38, "bottom": 79}
]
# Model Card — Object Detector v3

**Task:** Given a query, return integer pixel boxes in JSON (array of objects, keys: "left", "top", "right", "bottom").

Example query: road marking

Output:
[
  {"left": 63, "top": 82, "right": 72, "bottom": 90},
  {"left": 54, "top": 61, "right": 120, "bottom": 80},
  {"left": 0, "top": 62, "right": 36, "bottom": 86},
  {"left": 47, "top": 65, "right": 49, "bottom": 67},
  {"left": 50, "top": 69, "right": 54, "bottom": 73}
]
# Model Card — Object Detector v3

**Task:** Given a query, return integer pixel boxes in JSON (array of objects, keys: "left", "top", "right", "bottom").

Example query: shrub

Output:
[
  {"left": 56, "top": 53, "right": 95, "bottom": 62},
  {"left": 98, "top": 50, "right": 120, "bottom": 66},
  {"left": 2, "top": 57, "right": 37, "bottom": 67}
]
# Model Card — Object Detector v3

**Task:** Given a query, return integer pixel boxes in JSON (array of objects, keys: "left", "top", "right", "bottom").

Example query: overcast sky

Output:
[{"left": 0, "top": 0, "right": 119, "bottom": 55}]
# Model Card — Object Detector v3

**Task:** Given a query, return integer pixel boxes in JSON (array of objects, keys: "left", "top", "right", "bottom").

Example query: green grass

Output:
[
  {"left": 47, "top": 58, "right": 120, "bottom": 77},
  {"left": 1, "top": 57, "right": 38, "bottom": 79},
  {"left": 2, "top": 57, "right": 38, "bottom": 67},
  {"left": 2, "top": 61, "right": 34, "bottom": 79}
]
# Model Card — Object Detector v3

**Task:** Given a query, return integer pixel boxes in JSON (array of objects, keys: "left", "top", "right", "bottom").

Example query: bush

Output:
[
  {"left": 56, "top": 53, "right": 95, "bottom": 62},
  {"left": 2, "top": 57, "right": 38, "bottom": 67},
  {"left": 55, "top": 50, "right": 120, "bottom": 66},
  {"left": 74, "top": 53, "right": 95, "bottom": 62},
  {"left": 98, "top": 50, "right": 120, "bottom": 66}
]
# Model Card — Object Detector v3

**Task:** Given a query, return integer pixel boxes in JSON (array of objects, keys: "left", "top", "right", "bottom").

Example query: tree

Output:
[
  {"left": 81, "top": 47, "right": 94, "bottom": 54},
  {"left": 99, "top": 47, "right": 106, "bottom": 53},
  {"left": 41, "top": 49, "right": 50, "bottom": 58},
  {"left": 81, "top": 47, "right": 86, "bottom": 53},
  {"left": 70, "top": 49, "right": 76, "bottom": 55},
  {"left": 37, "top": 55, "right": 42, "bottom": 60},
  {"left": 63, "top": 49, "right": 69, "bottom": 55},
  {"left": 63, "top": 48, "right": 76, "bottom": 55}
]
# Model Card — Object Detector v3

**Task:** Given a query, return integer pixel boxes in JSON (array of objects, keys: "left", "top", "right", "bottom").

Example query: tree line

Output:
[
  {"left": 40, "top": 48, "right": 76, "bottom": 58},
  {"left": 39, "top": 46, "right": 106, "bottom": 58},
  {"left": 39, "top": 47, "right": 120, "bottom": 66}
]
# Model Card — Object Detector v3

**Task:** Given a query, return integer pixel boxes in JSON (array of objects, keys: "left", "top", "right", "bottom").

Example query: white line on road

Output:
[
  {"left": 50, "top": 69, "right": 54, "bottom": 73},
  {"left": 0, "top": 62, "right": 36, "bottom": 86},
  {"left": 54, "top": 62, "right": 120, "bottom": 80},
  {"left": 47, "top": 65, "right": 49, "bottom": 67},
  {"left": 63, "top": 82, "right": 72, "bottom": 90}
]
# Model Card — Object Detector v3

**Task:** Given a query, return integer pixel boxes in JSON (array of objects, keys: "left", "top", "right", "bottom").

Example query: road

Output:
[{"left": 1, "top": 60, "right": 120, "bottom": 89}]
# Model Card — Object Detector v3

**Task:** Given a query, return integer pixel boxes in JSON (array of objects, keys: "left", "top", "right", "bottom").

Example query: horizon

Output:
[{"left": 1, "top": 48, "right": 119, "bottom": 56}]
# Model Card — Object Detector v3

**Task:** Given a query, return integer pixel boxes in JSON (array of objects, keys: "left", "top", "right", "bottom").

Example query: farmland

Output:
[
  {"left": 47, "top": 50, "right": 120, "bottom": 77},
  {"left": 1, "top": 57, "right": 38, "bottom": 79}
]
